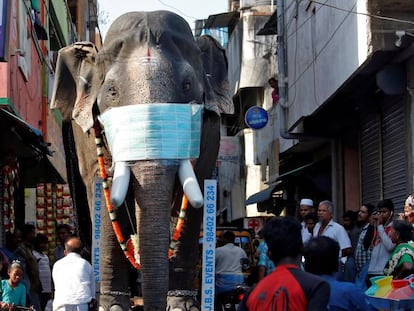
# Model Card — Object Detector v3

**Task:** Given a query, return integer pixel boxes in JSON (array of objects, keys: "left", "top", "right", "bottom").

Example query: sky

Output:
[{"left": 97, "top": 0, "right": 229, "bottom": 39}]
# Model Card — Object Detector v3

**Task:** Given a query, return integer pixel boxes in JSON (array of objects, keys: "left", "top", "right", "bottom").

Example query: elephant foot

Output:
[
  {"left": 98, "top": 305, "right": 126, "bottom": 311},
  {"left": 98, "top": 292, "right": 132, "bottom": 311},
  {"left": 166, "top": 290, "right": 200, "bottom": 311}
]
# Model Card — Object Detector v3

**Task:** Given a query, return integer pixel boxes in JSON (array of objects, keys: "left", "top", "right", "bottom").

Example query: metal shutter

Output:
[
  {"left": 360, "top": 111, "right": 381, "bottom": 205},
  {"left": 360, "top": 96, "right": 407, "bottom": 210},
  {"left": 382, "top": 97, "right": 407, "bottom": 210}
]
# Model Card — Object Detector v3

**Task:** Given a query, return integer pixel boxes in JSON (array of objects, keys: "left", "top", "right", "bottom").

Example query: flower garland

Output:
[{"left": 384, "top": 244, "right": 414, "bottom": 276}]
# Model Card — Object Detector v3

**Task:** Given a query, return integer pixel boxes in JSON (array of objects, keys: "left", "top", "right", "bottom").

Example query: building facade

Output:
[
  {"left": 0, "top": 0, "right": 98, "bottom": 245},
  {"left": 275, "top": 0, "right": 414, "bottom": 217},
  {"left": 200, "top": 0, "right": 279, "bottom": 226},
  {"left": 207, "top": 0, "right": 414, "bottom": 225},
  {"left": 237, "top": 0, "right": 414, "bottom": 220}
]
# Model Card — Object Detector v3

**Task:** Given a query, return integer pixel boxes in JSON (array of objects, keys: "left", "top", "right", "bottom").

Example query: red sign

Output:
[{"left": 247, "top": 218, "right": 259, "bottom": 230}]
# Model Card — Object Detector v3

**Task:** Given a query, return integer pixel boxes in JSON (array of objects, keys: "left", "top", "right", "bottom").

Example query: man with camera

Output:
[{"left": 365, "top": 199, "right": 396, "bottom": 283}]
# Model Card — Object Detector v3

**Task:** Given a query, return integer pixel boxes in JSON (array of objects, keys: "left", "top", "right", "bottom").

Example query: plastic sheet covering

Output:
[{"left": 365, "top": 275, "right": 414, "bottom": 310}]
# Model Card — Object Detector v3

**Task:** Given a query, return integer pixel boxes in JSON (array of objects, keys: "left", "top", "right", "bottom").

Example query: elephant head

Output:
[{"left": 50, "top": 11, "right": 232, "bottom": 311}]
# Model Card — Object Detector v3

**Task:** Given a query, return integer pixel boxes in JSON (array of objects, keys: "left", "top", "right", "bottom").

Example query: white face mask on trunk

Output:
[
  {"left": 98, "top": 103, "right": 203, "bottom": 162},
  {"left": 98, "top": 103, "right": 204, "bottom": 208}
]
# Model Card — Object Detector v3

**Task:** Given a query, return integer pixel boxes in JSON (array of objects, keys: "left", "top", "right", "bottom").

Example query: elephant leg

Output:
[{"left": 98, "top": 194, "right": 132, "bottom": 311}]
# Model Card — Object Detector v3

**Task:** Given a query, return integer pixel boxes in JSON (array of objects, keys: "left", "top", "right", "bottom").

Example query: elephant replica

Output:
[{"left": 50, "top": 10, "right": 233, "bottom": 311}]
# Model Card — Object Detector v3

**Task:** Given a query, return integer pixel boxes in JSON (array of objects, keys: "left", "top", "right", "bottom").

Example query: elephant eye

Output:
[
  {"left": 183, "top": 82, "right": 191, "bottom": 91},
  {"left": 107, "top": 86, "right": 117, "bottom": 97}
]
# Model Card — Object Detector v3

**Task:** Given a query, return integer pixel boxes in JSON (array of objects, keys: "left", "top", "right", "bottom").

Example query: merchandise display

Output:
[
  {"left": 36, "top": 183, "right": 74, "bottom": 260},
  {"left": 366, "top": 275, "right": 414, "bottom": 310}
]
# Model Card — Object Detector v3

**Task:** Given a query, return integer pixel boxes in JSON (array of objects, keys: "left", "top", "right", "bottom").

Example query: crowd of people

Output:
[
  {"left": 235, "top": 196, "right": 414, "bottom": 310},
  {"left": 0, "top": 195, "right": 413, "bottom": 311},
  {"left": 0, "top": 224, "right": 94, "bottom": 311}
]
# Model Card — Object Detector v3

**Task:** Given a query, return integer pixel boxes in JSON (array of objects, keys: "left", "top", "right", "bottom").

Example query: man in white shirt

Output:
[
  {"left": 52, "top": 237, "right": 96, "bottom": 311},
  {"left": 215, "top": 231, "right": 248, "bottom": 295},
  {"left": 313, "top": 200, "right": 352, "bottom": 258},
  {"left": 313, "top": 200, "right": 352, "bottom": 281}
]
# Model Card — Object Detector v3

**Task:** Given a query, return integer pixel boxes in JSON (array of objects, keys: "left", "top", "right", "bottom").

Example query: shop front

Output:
[{"left": 0, "top": 107, "right": 72, "bottom": 260}]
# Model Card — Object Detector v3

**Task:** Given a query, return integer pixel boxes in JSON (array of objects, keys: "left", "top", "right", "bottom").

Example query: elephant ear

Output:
[
  {"left": 197, "top": 35, "right": 234, "bottom": 115},
  {"left": 50, "top": 41, "right": 101, "bottom": 132}
]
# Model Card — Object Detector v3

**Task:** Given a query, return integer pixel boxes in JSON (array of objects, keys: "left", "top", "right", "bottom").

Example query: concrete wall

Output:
[{"left": 281, "top": 0, "right": 370, "bottom": 152}]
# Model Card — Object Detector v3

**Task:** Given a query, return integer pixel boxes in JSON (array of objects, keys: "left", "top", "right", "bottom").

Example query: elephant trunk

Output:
[{"left": 130, "top": 160, "right": 179, "bottom": 311}]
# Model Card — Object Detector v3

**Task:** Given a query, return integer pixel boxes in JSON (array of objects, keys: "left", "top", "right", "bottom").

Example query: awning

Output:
[
  {"left": 23, "top": 156, "right": 66, "bottom": 187},
  {"left": 257, "top": 10, "right": 277, "bottom": 36},
  {"left": 276, "top": 162, "right": 315, "bottom": 180},
  {"left": 204, "top": 11, "right": 240, "bottom": 30},
  {"left": 245, "top": 184, "right": 278, "bottom": 205},
  {"left": 245, "top": 162, "right": 315, "bottom": 205},
  {"left": 0, "top": 107, "right": 51, "bottom": 157},
  {"left": 0, "top": 106, "right": 65, "bottom": 186}
]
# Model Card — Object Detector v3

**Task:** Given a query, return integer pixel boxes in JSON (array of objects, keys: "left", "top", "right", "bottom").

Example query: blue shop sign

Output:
[{"left": 245, "top": 106, "right": 268, "bottom": 129}]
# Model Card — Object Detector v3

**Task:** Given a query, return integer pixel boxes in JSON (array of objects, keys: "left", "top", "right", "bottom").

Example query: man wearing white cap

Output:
[{"left": 299, "top": 198, "right": 314, "bottom": 244}]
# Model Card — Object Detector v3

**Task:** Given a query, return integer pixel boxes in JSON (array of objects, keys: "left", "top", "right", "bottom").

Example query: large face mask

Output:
[{"left": 98, "top": 103, "right": 203, "bottom": 162}]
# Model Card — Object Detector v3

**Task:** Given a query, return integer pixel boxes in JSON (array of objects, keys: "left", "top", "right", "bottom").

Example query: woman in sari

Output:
[{"left": 383, "top": 220, "right": 414, "bottom": 279}]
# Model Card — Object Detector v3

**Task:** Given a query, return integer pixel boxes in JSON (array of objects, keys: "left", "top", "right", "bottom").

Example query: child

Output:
[{"left": 1, "top": 260, "right": 27, "bottom": 308}]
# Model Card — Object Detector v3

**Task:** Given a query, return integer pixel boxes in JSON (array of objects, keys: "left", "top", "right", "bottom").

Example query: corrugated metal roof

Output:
[{"left": 204, "top": 11, "right": 240, "bottom": 30}]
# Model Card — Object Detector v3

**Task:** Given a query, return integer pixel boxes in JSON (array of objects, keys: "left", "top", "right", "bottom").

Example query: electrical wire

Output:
[
  {"left": 285, "top": 0, "right": 414, "bottom": 45},
  {"left": 286, "top": 0, "right": 331, "bottom": 40},
  {"left": 311, "top": 0, "right": 414, "bottom": 26},
  {"left": 282, "top": 0, "right": 302, "bottom": 108},
  {"left": 288, "top": 0, "right": 359, "bottom": 91},
  {"left": 276, "top": 0, "right": 332, "bottom": 109},
  {"left": 157, "top": 0, "right": 199, "bottom": 22},
  {"left": 286, "top": 0, "right": 414, "bottom": 98}
]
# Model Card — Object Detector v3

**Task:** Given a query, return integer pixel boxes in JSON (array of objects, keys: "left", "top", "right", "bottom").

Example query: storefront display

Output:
[
  {"left": 36, "top": 183, "right": 75, "bottom": 259},
  {"left": 1, "top": 155, "right": 19, "bottom": 235}
]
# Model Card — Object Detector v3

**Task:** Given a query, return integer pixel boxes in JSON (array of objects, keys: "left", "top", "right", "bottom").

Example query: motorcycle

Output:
[
  {"left": 215, "top": 284, "right": 250, "bottom": 311},
  {"left": 215, "top": 258, "right": 251, "bottom": 311}
]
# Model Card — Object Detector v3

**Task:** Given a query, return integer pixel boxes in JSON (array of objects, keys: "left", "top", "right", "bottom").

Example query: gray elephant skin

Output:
[{"left": 50, "top": 10, "right": 233, "bottom": 311}]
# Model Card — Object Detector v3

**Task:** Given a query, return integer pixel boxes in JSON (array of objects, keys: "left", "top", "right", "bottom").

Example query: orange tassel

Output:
[{"left": 168, "top": 194, "right": 189, "bottom": 258}]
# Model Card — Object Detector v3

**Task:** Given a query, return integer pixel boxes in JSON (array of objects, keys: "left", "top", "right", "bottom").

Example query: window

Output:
[{"left": 16, "top": 0, "right": 33, "bottom": 80}]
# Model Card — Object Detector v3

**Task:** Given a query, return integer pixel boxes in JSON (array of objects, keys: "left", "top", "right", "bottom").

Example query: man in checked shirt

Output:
[{"left": 354, "top": 203, "right": 375, "bottom": 290}]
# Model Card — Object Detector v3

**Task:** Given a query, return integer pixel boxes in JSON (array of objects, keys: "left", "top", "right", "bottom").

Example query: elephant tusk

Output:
[
  {"left": 178, "top": 159, "right": 203, "bottom": 208},
  {"left": 111, "top": 161, "right": 131, "bottom": 208}
]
